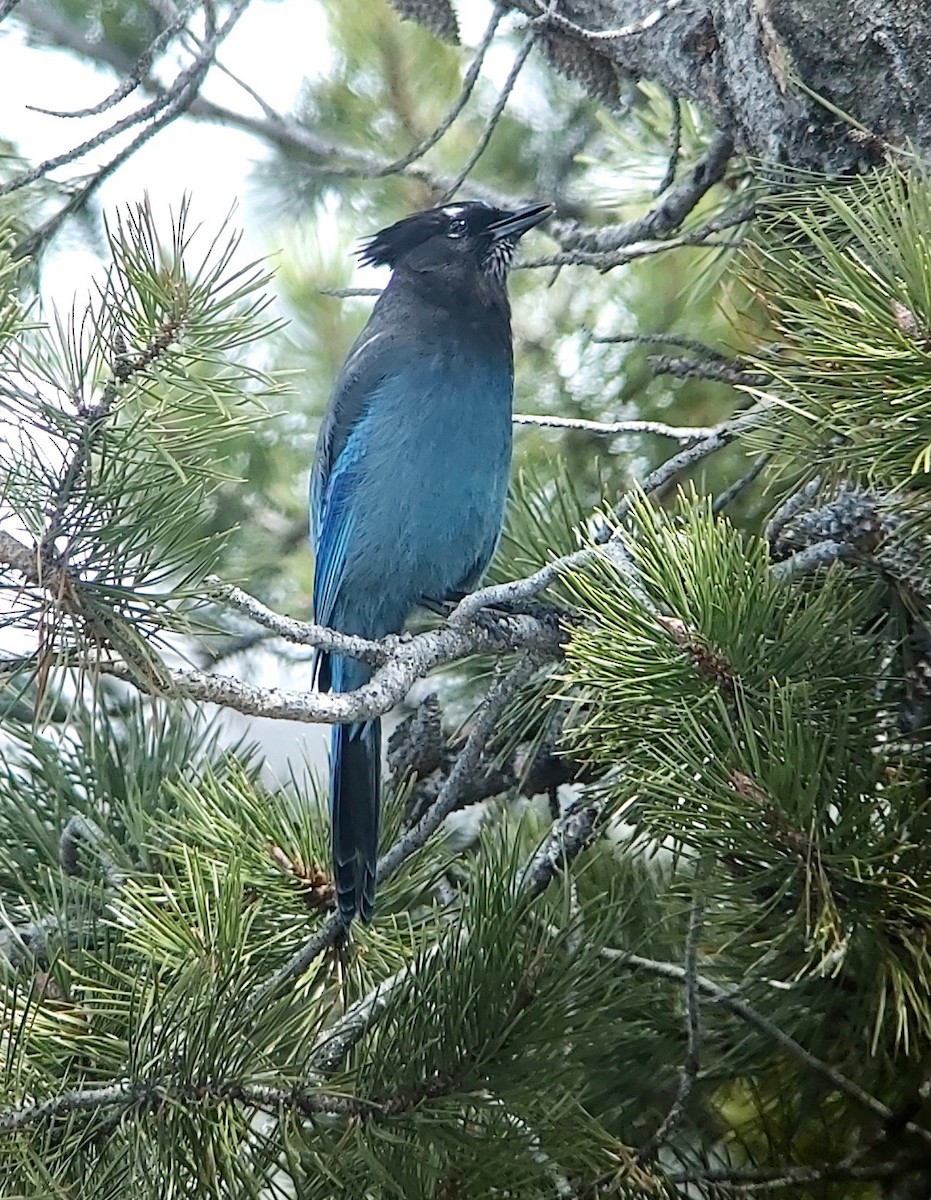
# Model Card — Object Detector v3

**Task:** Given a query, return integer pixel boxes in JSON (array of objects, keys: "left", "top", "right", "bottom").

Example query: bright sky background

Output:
[
  {"left": 2, "top": 0, "right": 330, "bottom": 301},
  {"left": 1, "top": 0, "right": 338, "bottom": 781}
]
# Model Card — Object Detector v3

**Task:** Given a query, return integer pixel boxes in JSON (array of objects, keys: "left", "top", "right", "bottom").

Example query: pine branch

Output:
[
  {"left": 0, "top": 1078, "right": 371, "bottom": 1138},
  {"left": 607, "top": 949, "right": 931, "bottom": 1151},
  {"left": 311, "top": 794, "right": 600, "bottom": 1076},
  {"left": 245, "top": 654, "right": 540, "bottom": 1009},
  {"left": 550, "top": 128, "right": 735, "bottom": 252}
]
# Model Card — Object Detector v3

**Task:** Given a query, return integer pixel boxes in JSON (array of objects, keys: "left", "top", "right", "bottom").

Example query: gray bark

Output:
[{"left": 521, "top": 0, "right": 931, "bottom": 171}]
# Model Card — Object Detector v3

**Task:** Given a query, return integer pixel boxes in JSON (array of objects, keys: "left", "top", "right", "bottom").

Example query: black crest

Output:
[{"left": 357, "top": 201, "right": 551, "bottom": 271}]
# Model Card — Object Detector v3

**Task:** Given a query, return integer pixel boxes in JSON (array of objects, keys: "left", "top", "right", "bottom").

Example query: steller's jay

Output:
[{"left": 311, "top": 199, "right": 552, "bottom": 923}]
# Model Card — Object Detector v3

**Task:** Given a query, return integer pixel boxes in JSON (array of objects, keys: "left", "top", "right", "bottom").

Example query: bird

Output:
[{"left": 311, "top": 198, "right": 552, "bottom": 924}]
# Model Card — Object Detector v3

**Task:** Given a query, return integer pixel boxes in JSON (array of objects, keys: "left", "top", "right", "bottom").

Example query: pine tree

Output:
[{"left": 2, "top": 2, "right": 931, "bottom": 1197}]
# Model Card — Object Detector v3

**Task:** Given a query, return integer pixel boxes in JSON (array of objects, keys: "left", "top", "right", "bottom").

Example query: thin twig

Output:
[
  {"left": 513, "top": 412, "right": 718, "bottom": 440},
  {"left": 212, "top": 579, "right": 387, "bottom": 663},
  {"left": 646, "top": 354, "right": 769, "bottom": 387},
  {"left": 310, "top": 936, "right": 460, "bottom": 1073},
  {"left": 771, "top": 540, "right": 859, "bottom": 581},
  {"left": 607, "top": 949, "right": 931, "bottom": 1150},
  {"left": 440, "top": 15, "right": 542, "bottom": 202},
  {"left": 450, "top": 405, "right": 766, "bottom": 624},
  {"left": 380, "top": 2, "right": 506, "bottom": 177},
  {"left": 530, "top": 0, "right": 686, "bottom": 41},
  {"left": 25, "top": 3, "right": 194, "bottom": 119},
  {"left": 591, "top": 332, "right": 734, "bottom": 360},
  {"left": 2, "top": 0, "right": 246, "bottom": 200},
  {"left": 11, "top": 0, "right": 251, "bottom": 260},
  {"left": 638, "top": 875, "right": 706, "bottom": 1161},
  {"left": 521, "top": 205, "right": 751, "bottom": 272},
  {"left": 713, "top": 453, "right": 770, "bottom": 514},
  {"left": 551, "top": 129, "right": 735, "bottom": 253},
  {"left": 655, "top": 91, "right": 682, "bottom": 195}
]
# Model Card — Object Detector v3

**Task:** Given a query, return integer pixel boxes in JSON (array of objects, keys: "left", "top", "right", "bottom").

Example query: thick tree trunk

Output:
[{"left": 522, "top": 0, "right": 931, "bottom": 171}]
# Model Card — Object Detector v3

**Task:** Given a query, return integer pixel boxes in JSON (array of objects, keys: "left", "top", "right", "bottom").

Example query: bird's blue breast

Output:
[{"left": 312, "top": 340, "right": 512, "bottom": 641}]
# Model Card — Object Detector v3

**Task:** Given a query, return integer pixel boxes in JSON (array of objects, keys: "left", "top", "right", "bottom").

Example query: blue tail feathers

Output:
[{"left": 331, "top": 717, "right": 380, "bottom": 923}]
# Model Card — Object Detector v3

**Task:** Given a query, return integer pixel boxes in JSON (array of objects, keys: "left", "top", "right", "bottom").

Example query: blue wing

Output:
[{"left": 310, "top": 322, "right": 396, "bottom": 687}]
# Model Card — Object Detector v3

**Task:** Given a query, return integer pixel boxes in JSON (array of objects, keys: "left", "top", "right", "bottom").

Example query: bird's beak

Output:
[{"left": 488, "top": 202, "right": 554, "bottom": 241}]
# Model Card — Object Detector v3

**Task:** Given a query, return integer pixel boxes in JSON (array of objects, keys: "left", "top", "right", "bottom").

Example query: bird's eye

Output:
[{"left": 447, "top": 216, "right": 468, "bottom": 239}]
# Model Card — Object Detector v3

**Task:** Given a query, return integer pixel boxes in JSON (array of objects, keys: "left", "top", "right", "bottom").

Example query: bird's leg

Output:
[
  {"left": 421, "top": 591, "right": 570, "bottom": 635},
  {"left": 417, "top": 593, "right": 463, "bottom": 618}
]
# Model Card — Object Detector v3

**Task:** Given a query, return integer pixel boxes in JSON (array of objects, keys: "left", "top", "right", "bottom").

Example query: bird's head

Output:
[{"left": 358, "top": 200, "right": 552, "bottom": 294}]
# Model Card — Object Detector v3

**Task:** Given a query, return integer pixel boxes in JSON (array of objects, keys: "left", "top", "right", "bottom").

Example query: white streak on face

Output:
[{"left": 483, "top": 240, "right": 515, "bottom": 284}]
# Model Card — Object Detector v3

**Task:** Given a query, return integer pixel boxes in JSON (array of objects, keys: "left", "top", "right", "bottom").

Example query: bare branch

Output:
[
  {"left": 520, "top": 800, "right": 598, "bottom": 899},
  {"left": 100, "top": 610, "right": 560, "bottom": 726},
  {"left": 712, "top": 452, "right": 770, "bottom": 514},
  {"left": 607, "top": 949, "right": 931, "bottom": 1150},
  {"left": 0, "top": 531, "right": 39, "bottom": 582},
  {"left": 210, "top": 578, "right": 386, "bottom": 665},
  {"left": 2, "top": 1, "right": 247, "bottom": 201},
  {"left": 440, "top": 14, "right": 542, "bottom": 202},
  {"left": 637, "top": 875, "right": 706, "bottom": 1162},
  {"left": 521, "top": 203, "right": 751, "bottom": 272},
  {"left": 0, "top": 1078, "right": 370, "bottom": 1137},
  {"left": 592, "top": 331, "right": 736, "bottom": 359},
  {"left": 550, "top": 129, "right": 735, "bottom": 253},
  {"left": 655, "top": 90, "right": 682, "bottom": 196},
  {"left": 646, "top": 354, "right": 769, "bottom": 387},
  {"left": 513, "top": 412, "right": 718, "bottom": 440},
  {"left": 771, "top": 540, "right": 859, "bottom": 582},
  {"left": 529, "top": 0, "right": 687, "bottom": 42},
  {"left": 13, "top": 0, "right": 532, "bottom": 213}
]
